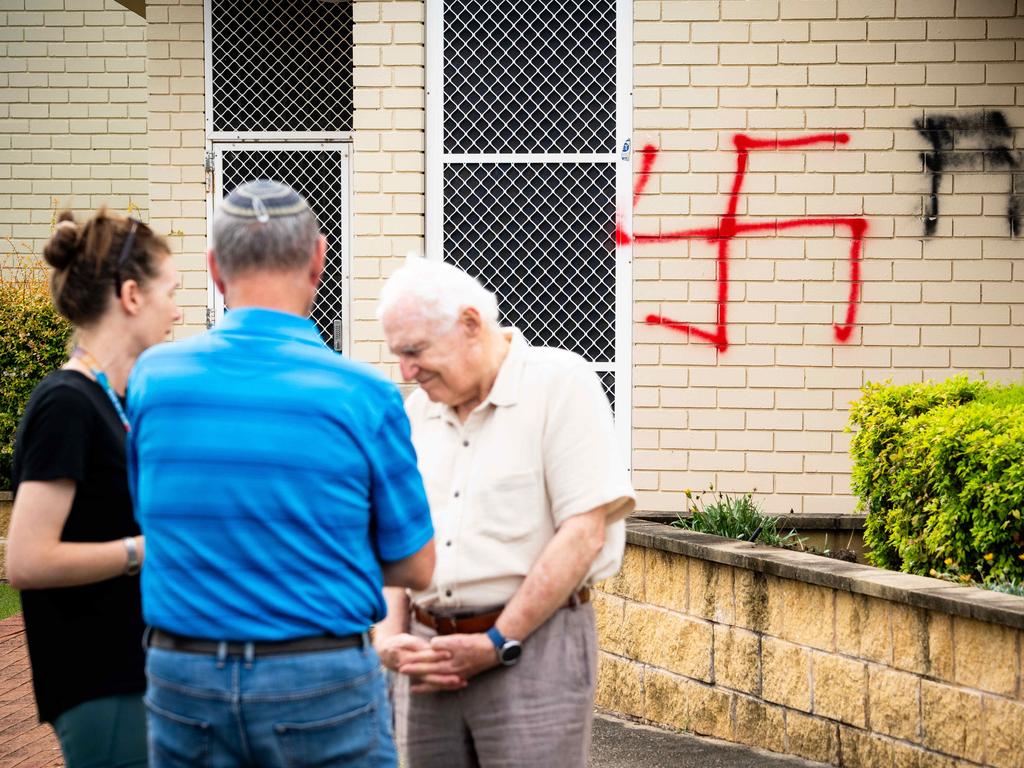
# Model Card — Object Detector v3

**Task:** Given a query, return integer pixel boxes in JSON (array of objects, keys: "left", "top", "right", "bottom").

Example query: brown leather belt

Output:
[
  {"left": 413, "top": 588, "right": 591, "bottom": 636},
  {"left": 149, "top": 629, "right": 364, "bottom": 657}
]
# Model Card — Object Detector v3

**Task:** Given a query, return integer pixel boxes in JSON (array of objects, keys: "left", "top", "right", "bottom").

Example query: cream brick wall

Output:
[
  {"left": 349, "top": 0, "right": 425, "bottom": 370},
  {"left": 145, "top": 0, "right": 207, "bottom": 337},
  {"left": 0, "top": 0, "right": 148, "bottom": 278},
  {"left": 632, "top": 0, "right": 1024, "bottom": 515}
]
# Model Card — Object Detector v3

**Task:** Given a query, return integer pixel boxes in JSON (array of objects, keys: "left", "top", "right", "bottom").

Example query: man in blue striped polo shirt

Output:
[{"left": 127, "top": 180, "right": 435, "bottom": 768}]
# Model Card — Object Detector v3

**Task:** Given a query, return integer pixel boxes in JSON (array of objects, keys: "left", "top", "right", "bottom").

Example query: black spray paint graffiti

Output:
[{"left": 914, "top": 110, "right": 1022, "bottom": 237}]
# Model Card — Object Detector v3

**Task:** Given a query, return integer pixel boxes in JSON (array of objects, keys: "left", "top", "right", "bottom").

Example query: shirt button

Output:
[
  {"left": 445, "top": 590, "right": 452, "bottom": 597},
  {"left": 445, "top": 540, "right": 452, "bottom": 547},
  {"left": 454, "top": 491, "right": 460, "bottom": 498},
  {"left": 462, "top": 440, "right": 469, "bottom": 447}
]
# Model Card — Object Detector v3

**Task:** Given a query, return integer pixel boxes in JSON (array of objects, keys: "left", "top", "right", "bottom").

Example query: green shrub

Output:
[
  {"left": 849, "top": 376, "right": 1024, "bottom": 585},
  {"left": 0, "top": 281, "right": 73, "bottom": 491},
  {"left": 673, "top": 489, "right": 802, "bottom": 547}
]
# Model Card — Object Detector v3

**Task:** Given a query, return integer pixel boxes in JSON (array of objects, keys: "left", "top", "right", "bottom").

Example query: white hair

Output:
[{"left": 376, "top": 255, "right": 500, "bottom": 330}]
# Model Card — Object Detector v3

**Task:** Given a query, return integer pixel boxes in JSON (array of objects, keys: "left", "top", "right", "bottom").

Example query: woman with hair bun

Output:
[{"left": 6, "top": 209, "right": 180, "bottom": 767}]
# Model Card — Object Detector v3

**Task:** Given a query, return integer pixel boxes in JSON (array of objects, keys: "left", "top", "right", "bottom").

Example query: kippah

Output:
[{"left": 220, "top": 180, "right": 309, "bottom": 222}]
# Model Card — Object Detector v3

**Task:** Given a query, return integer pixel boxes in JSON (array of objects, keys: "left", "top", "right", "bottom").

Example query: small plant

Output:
[{"left": 672, "top": 488, "right": 803, "bottom": 547}]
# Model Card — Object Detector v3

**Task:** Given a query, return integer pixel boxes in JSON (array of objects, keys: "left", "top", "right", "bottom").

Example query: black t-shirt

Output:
[{"left": 11, "top": 370, "right": 146, "bottom": 723}]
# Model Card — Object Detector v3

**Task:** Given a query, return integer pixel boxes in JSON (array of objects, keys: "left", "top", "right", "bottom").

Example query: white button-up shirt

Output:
[{"left": 405, "top": 329, "right": 635, "bottom": 610}]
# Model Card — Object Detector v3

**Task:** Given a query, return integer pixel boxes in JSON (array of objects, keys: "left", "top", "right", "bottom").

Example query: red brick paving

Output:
[{"left": 0, "top": 615, "right": 62, "bottom": 768}]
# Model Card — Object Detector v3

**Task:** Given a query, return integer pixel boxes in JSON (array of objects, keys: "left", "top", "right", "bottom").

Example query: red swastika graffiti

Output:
[{"left": 618, "top": 133, "right": 868, "bottom": 353}]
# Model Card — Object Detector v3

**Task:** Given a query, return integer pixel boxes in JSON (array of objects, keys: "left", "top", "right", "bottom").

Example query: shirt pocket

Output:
[{"left": 475, "top": 468, "right": 542, "bottom": 543}]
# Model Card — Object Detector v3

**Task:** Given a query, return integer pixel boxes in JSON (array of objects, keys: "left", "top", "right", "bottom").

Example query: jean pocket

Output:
[
  {"left": 275, "top": 698, "right": 379, "bottom": 768},
  {"left": 144, "top": 698, "right": 211, "bottom": 768}
]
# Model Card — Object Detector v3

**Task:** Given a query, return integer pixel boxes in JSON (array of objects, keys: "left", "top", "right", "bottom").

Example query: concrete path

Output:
[
  {"left": 591, "top": 713, "right": 829, "bottom": 767},
  {"left": 0, "top": 614, "right": 827, "bottom": 768}
]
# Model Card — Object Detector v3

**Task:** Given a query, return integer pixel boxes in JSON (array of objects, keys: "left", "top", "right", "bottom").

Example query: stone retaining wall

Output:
[{"left": 595, "top": 519, "right": 1024, "bottom": 768}]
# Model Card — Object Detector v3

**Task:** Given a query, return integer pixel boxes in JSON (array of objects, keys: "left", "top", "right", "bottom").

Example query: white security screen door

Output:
[
  {"left": 210, "top": 144, "right": 351, "bottom": 352},
  {"left": 204, "top": 0, "right": 353, "bottom": 349},
  {"left": 426, "top": 0, "right": 633, "bottom": 452}
]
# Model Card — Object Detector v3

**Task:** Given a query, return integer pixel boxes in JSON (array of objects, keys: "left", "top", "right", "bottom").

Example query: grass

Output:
[{"left": 0, "top": 583, "right": 21, "bottom": 619}]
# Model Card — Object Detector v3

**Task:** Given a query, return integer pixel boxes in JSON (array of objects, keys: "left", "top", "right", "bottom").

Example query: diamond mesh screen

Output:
[
  {"left": 598, "top": 371, "right": 615, "bottom": 411},
  {"left": 221, "top": 149, "right": 346, "bottom": 350},
  {"left": 443, "top": 162, "right": 616, "bottom": 362},
  {"left": 211, "top": 0, "right": 353, "bottom": 133},
  {"left": 443, "top": 0, "right": 616, "bottom": 154}
]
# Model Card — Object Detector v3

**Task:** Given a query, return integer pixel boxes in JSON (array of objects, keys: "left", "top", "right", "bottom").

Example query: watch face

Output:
[{"left": 500, "top": 642, "right": 523, "bottom": 665}]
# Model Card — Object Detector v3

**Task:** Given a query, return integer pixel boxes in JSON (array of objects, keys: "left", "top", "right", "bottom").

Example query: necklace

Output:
[{"left": 72, "top": 346, "right": 130, "bottom": 432}]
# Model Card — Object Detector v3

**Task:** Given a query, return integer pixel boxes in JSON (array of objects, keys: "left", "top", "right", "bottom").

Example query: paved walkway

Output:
[
  {"left": 0, "top": 616, "right": 61, "bottom": 768},
  {"left": 0, "top": 613, "right": 826, "bottom": 768}
]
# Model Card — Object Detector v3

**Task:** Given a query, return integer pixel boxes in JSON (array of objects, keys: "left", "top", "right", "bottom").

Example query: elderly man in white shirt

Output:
[{"left": 374, "top": 257, "right": 635, "bottom": 768}]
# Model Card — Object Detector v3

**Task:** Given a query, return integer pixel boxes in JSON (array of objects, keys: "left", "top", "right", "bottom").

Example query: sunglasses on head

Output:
[{"left": 114, "top": 218, "right": 142, "bottom": 297}]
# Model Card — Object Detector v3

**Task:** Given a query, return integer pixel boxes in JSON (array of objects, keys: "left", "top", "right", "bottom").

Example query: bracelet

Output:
[{"left": 123, "top": 536, "right": 141, "bottom": 576}]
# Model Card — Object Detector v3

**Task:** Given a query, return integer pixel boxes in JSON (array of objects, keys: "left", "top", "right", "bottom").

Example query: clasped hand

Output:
[{"left": 378, "top": 632, "right": 498, "bottom": 694}]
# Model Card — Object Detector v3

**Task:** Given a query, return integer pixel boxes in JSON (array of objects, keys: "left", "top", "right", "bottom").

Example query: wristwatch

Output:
[
  {"left": 122, "top": 536, "right": 141, "bottom": 576},
  {"left": 486, "top": 626, "right": 523, "bottom": 667}
]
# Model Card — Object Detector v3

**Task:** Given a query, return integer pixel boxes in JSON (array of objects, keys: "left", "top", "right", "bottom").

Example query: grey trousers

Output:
[{"left": 394, "top": 602, "right": 597, "bottom": 768}]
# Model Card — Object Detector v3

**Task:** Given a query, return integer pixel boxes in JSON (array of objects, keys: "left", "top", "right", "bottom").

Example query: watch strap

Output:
[{"left": 486, "top": 625, "right": 506, "bottom": 650}]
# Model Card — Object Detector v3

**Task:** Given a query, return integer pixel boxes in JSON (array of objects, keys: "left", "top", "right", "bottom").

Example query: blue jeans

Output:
[{"left": 145, "top": 641, "right": 396, "bottom": 768}]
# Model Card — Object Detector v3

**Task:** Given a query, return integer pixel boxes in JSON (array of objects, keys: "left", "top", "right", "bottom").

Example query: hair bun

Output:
[{"left": 43, "top": 211, "right": 79, "bottom": 270}]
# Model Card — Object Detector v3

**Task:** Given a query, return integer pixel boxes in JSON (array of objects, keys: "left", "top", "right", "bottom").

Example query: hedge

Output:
[
  {"left": 849, "top": 376, "right": 1024, "bottom": 585},
  {"left": 0, "top": 281, "right": 73, "bottom": 491}
]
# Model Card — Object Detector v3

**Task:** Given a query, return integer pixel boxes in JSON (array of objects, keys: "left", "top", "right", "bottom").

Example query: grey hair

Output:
[
  {"left": 376, "top": 255, "right": 500, "bottom": 330},
  {"left": 211, "top": 205, "right": 319, "bottom": 278}
]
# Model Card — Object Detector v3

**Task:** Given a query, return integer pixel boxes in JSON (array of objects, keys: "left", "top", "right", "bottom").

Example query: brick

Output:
[
  {"left": 596, "top": 653, "right": 644, "bottom": 718},
  {"left": 835, "top": 592, "right": 891, "bottom": 663},
  {"left": 953, "top": 616, "right": 1018, "bottom": 697},
  {"left": 688, "top": 559, "right": 735, "bottom": 624},
  {"left": 593, "top": 590, "right": 628, "bottom": 657},
  {"left": 868, "top": 666, "right": 920, "bottom": 741},
  {"left": 812, "top": 654, "right": 866, "bottom": 727},
  {"left": 624, "top": 602, "right": 712, "bottom": 680},
  {"left": 921, "top": 681, "right": 984, "bottom": 762},
  {"left": 685, "top": 680, "right": 734, "bottom": 740},
  {"left": 642, "top": 667, "right": 687, "bottom": 728},
  {"left": 762, "top": 637, "right": 812, "bottom": 711},
  {"left": 714, "top": 625, "right": 761, "bottom": 695},
  {"left": 984, "top": 696, "right": 1024, "bottom": 768},
  {"left": 597, "top": 544, "right": 644, "bottom": 602},
  {"left": 785, "top": 710, "right": 839, "bottom": 764},
  {"left": 839, "top": 727, "right": 895, "bottom": 768},
  {"left": 644, "top": 547, "right": 687, "bottom": 613},
  {"left": 734, "top": 696, "right": 786, "bottom": 753}
]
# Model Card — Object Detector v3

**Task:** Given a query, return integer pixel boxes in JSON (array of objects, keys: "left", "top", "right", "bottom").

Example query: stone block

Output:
[
  {"left": 892, "top": 605, "right": 954, "bottom": 681},
  {"left": 597, "top": 544, "right": 645, "bottom": 602},
  {"left": 868, "top": 665, "right": 920, "bottom": 741},
  {"left": 812, "top": 653, "right": 867, "bottom": 728},
  {"left": 643, "top": 667, "right": 688, "bottom": 730},
  {"left": 593, "top": 590, "right": 627, "bottom": 657},
  {"left": 762, "top": 637, "right": 812, "bottom": 712},
  {"left": 953, "top": 616, "right": 1017, "bottom": 697},
  {"left": 836, "top": 591, "right": 891, "bottom": 664},
  {"left": 623, "top": 602, "right": 713, "bottom": 681},
  {"left": 840, "top": 726, "right": 895, "bottom": 768},
  {"left": 644, "top": 547, "right": 687, "bottom": 613},
  {"left": 685, "top": 680, "right": 734, "bottom": 741},
  {"left": 734, "top": 568, "right": 770, "bottom": 633},
  {"left": 984, "top": 696, "right": 1024, "bottom": 768},
  {"left": 595, "top": 652, "right": 643, "bottom": 719},
  {"left": 921, "top": 680, "right": 984, "bottom": 763},
  {"left": 772, "top": 578, "right": 835, "bottom": 651},
  {"left": 688, "top": 558, "right": 734, "bottom": 624},
  {"left": 713, "top": 625, "right": 761, "bottom": 695},
  {"left": 785, "top": 710, "right": 839, "bottom": 765},
  {"left": 734, "top": 695, "right": 786, "bottom": 754}
]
